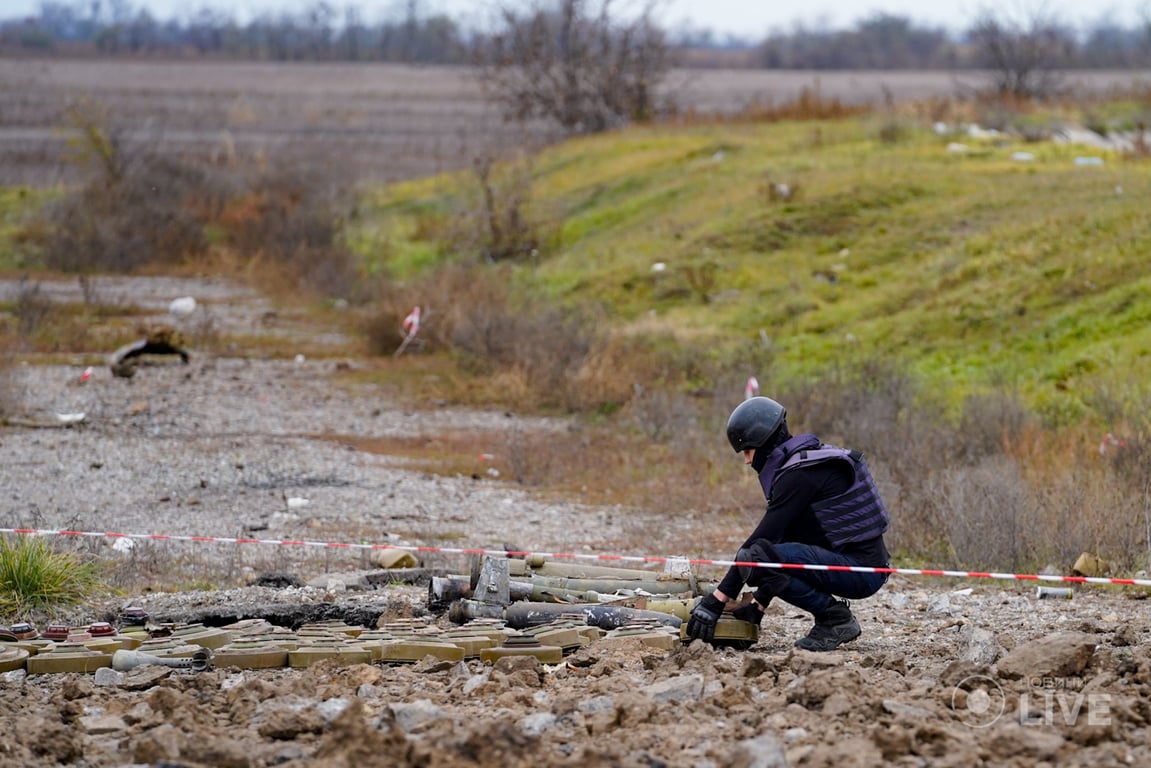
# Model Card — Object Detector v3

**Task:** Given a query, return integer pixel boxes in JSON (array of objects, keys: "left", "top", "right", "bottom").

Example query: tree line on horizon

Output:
[{"left": 2, "top": 0, "right": 1150, "bottom": 69}]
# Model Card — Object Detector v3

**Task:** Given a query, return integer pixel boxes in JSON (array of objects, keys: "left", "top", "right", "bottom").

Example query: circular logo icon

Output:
[{"left": 952, "top": 675, "right": 1006, "bottom": 728}]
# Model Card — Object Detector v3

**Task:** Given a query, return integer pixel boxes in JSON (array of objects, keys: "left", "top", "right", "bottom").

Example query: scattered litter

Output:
[
  {"left": 111, "top": 538, "right": 135, "bottom": 553},
  {"left": 947, "top": 142, "right": 969, "bottom": 153},
  {"left": 1074, "top": 156, "right": 1104, "bottom": 166},
  {"left": 55, "top": 412, "right": 87, "bottom": 424},
  {"left": 1099, "top": 432, "right": 1126, "bottom": 454},
  {"left": 169, "top": 296, "right": 197, "bottom": 317},
  {"left": 109, "top": 327, "right": 190, "bottom": 378},
  {"left": 651, "top": 262, "right": 667, "bottom": 272},
  {"left": 1072, "top": 552, "right": 1108, "bottom": 577},
  {"left": 1036, "top": 586, "right": 1073, "bottom": 600},
  {"left": 966, "top": 125, "right": 1002, "bottom": 139},
  {"left": 294, "top": 354, "right": 306, "bottom": 364},
  {"left": 80, "top": 366, "right": 94, "bottom": 383},
  {"left": 1011, "top": 152, "right": 1035, "bottom": 162},
  {"left": 286, "top": 497, "right": 310, "bottom": 509},
  {"left": 370, "top": 548, "right": 418, "bottom": 569}
]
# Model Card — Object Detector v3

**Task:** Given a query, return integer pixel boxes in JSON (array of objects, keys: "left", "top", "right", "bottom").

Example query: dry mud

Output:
[{"left": 2, "top": 276, "right": 1151, "bottom": 767}]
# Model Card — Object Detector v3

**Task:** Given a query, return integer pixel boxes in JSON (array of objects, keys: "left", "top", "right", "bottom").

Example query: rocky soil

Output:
[{"left": 2, "top": 276, "right": 1151, "bottom": 768}]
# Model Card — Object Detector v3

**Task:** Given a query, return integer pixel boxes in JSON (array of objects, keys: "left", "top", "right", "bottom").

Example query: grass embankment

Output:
[{"left": 360, "top": 118, "right": 1151, "bottom": 427}]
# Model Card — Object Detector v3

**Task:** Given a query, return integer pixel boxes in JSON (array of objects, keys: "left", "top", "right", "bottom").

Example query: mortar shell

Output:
[{"left": 1036, "top": 586, "right": 1073, "bottom": 599}]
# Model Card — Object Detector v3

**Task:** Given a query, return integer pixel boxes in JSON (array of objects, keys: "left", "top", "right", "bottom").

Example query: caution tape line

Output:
[{"left": 2, "top": 527, "right": 1149, "bottom": 588}]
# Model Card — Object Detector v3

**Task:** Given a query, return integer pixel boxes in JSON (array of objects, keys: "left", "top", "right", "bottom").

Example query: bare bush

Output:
[
  {"left": 36, "top": 100, "right": 217, "bottom": 273},
  {"left": 475, "top": 0, "right": 670, "bottom": 134},
  {"left": 501, "top": 426, "right": 560, "bottom": 487},
  {"left": 222, "top": 168, "right": 368, "bottom": 302},
  {"left": 361, "top": 262, "right": 601, "bottom": 408},
  {"left": 467, "top": 153, "right": 555, "bottom": 263},
  {"left": 12, "top": 277, "right": 52, "bottom": 339},
  {"left": 968, "top": 5, "right": 1075, "bottom": 99},
  {"left": 780, "top": 359, "right": 923, "bottom": 450},
  {"left": 450, "top": 296, "right": 600, "bottom": 408},
  {"left": 956, "top": 391, "right": 1035, "bottom": 462},
  {"left": 627, "top": 387, "right": 700, "bottom": 442},
  {"left": 41, "top": 156, "right": 213, "bottom": 273},
  {"left": 931, "top": 458, "right": 1034, "bottom": 570}
]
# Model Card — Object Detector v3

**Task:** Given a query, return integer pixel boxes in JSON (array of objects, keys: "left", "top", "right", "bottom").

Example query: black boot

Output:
[{"left": 794, "top": 599, "right": 861, "bottom": 652}]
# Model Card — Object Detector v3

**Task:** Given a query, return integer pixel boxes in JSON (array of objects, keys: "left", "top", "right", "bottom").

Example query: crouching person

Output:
[{"left": 686, "top": 396, "right": 891, "bottom": 652}]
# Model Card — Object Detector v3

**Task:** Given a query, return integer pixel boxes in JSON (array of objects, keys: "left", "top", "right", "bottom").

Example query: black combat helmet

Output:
[{"left": 726, "top": 396, "right": 787, "bottom": 452}]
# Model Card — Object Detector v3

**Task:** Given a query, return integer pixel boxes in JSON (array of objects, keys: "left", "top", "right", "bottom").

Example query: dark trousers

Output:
[{"left": 767, "top": 542, "right": 888, "bottom": 617}]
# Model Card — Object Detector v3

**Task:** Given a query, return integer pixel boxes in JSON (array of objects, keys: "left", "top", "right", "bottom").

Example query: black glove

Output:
[
  {"left": 686, "top": 594, "right": 725, "bottom": 643},
  {"left": 731, "top": 602, "right": 765, "bottom": 627}
]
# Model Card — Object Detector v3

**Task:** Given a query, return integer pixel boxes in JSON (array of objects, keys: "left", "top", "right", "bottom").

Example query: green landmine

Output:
[
  {"left": 378, "top": 639, "right": 466, "bottom": 664},
  {"left": 26, "top": 642, "right": 113, "bottom": 674},
  {"left": 479, "top": 634, "right": 564, "bottom": 664},
  {"left": 288, "top": 640, "right": 375, "bottom": 668}
]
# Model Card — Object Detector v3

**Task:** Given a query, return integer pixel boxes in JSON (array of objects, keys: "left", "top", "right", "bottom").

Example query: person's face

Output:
[{"left": 742, "top": 448, "right": 755, "bottom": 466}]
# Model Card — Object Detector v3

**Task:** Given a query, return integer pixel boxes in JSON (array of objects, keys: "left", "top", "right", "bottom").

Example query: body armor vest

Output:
[{"left": 759, "top": 435, "right": 890, "bottom": 548}]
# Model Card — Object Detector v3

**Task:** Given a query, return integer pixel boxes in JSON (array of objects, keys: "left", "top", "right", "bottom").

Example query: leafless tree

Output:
[
  {"left": 474, "top": 0, "right": 670, "bottom": 134},
  {"left": 967, "top": 2, "right": 1075, "bottom": 98}
]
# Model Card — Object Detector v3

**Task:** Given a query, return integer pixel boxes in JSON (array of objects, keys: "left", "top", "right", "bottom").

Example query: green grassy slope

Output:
[{"left": 363, "top": 116, "right": 1151, "bottom": 424}]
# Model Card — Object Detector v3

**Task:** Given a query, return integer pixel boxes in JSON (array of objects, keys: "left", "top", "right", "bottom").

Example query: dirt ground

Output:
[{"left": 2, "top": 275, "right": 1151, "bottom": 767}]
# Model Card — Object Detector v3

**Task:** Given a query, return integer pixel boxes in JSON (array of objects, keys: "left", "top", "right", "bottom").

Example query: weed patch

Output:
[{"left": 0, "top": 535, "right": 107, "bottom": 620}]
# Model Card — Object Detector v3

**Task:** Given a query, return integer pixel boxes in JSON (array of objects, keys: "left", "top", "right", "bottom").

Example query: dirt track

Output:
[{"left": 2, "top": 275, "right": 1151, "bottom": 767}]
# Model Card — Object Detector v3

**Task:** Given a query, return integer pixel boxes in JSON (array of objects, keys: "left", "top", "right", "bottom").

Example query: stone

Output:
[
  {"left": 997, "top": 632, "right": 1098, "bottom": 680},
  {"left": 643, "top": 673, "right": 703, "bottom": 703}
]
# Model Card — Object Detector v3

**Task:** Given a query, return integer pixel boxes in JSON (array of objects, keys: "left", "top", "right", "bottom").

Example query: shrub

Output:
[
  {"left": 222, "top": 167, "right": 369, "bottom": 303},
  {"left": 37, "top": 101, "right": 219, "bottom": 272},
  {"left": 0, "top": 535, "right": 106, "bottom": 619},
  {"left": 12, "top": 276, "right": 52, "bottom": 339},
  {"left": 475, "top": 0, "right": 670, "bottom": 134}
]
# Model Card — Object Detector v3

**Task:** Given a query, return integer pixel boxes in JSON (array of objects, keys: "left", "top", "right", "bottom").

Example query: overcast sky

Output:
[{"left": 3, "top": 0, "right": 1147, "bottom": 38}]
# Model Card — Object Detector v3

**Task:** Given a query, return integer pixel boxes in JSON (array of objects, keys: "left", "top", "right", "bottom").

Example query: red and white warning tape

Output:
[{"left": 2, "top": 527, "right": 1149, "bottom": 588}]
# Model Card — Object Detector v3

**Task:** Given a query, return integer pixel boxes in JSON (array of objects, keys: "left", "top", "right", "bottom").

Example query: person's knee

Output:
[
  {"left": 737, "top": 541, "right": 790, "bottom": 594},
  {"left": 736, "top": 541, "right": 777, "bottom": 585}
]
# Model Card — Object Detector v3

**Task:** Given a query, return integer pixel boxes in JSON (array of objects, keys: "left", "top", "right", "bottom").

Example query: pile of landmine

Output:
[{"left": 0, "top": 556, "right": 758, "bottom": 675}]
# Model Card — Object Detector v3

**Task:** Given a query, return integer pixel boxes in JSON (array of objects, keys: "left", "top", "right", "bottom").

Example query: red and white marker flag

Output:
[
  {"left": 744, "top": 375, "right": 760, "bottom": 400},
  {"left": 402, "top": 306, "right": 421, "bottom": 336},
  {"left": 395, "top": 306, "right": 423, "bottom": 358}
]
